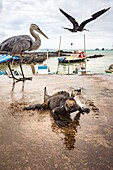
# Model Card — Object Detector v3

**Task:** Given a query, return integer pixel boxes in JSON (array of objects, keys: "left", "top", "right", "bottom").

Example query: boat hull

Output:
[{"left": 58, "top": 57, "right": 85, "bottom": 63}]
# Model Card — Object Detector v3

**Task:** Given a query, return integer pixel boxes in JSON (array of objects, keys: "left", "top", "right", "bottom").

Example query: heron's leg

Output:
[
  {"left": 19, "top": 53, "right": 25, "bottom": 79},
  {"left": 8, "top": 58, "right": 18, "bottom": 81},
  {"left": 18, "top": 53, "right": 32, "bottom": 81}
]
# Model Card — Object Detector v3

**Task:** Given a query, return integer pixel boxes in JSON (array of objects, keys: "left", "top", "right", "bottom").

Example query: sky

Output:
[{"left": 0, "top": 0, "right": 113, "bottom": 51}]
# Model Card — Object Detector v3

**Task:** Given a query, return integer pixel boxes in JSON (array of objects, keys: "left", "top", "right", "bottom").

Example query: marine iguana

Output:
[{"left": 24, "top": 87, "right": 90, "bottom": 127}]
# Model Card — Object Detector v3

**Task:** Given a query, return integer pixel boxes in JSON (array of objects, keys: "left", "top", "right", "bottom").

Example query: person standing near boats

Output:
[{"left": 78, "top": 51, "right": 85, "bottom": 59}]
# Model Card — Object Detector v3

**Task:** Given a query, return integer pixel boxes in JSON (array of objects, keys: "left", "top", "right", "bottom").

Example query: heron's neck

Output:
[{"left": 30, "top": 27, "right": 41, "bottom": 50}]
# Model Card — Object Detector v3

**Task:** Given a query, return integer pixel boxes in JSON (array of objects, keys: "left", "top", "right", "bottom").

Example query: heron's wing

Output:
[
  {"left": 0, "top": 35, "right": 33, "bottom": 53},
  {"left": 79, "top": 7, "right": 111, "bottom": 30},
  {"left": 59, "top": 8, "right": 79, "bottom": 28},
  {"left": 11, "top": 37, "right": 32, "bottom": 54}
]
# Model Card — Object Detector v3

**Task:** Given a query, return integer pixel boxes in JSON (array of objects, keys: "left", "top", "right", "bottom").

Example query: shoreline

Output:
[{"left": 0, "top": 50, "right": 104, "bottom": 64}]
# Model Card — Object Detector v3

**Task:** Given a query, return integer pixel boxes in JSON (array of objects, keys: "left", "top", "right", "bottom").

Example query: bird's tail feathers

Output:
[
  {"left": 83, "top": 28, "right": 89, "bottom": 32},
  {"left": 0, "top": 44, "right": 2, "bottom": 50},
  {"left": 61, "top": 26, "right": 69, "bottom": 30}
]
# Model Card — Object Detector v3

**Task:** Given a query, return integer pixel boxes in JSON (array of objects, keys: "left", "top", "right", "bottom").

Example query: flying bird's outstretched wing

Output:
[
  {"left": 59, "top": 7, "right": 111, "bottom": 32},
  {"left": 92, "top": 7, "right": 111, "bottom": 18},
  {"left": 79, "top": 7, "right": 111, "bottom": 31},
  {"left": 59, "top": 8, "right": 79, "bottom": 28}
]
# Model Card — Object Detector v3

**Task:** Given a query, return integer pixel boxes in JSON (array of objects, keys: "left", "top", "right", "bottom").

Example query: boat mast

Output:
[
  {"left": 58, "top": 36, "right": 61, "bottom": 57},
  {"left": 84, "top": 34, "right": 86, "bottom": 72},
  {"left": 84, "top": 34, "right": 86, "bottom": 55}
]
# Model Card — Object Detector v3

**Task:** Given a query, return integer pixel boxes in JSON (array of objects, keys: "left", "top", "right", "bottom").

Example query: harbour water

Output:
[
  {"left": 0, "top": 50, "right": 113, "bottom": 75},
  {"left": 84, "top": 50, "right": 113, "bottom": 74},
  {"left": 42, "top": 49, "right": 113, "bottom": 75}
]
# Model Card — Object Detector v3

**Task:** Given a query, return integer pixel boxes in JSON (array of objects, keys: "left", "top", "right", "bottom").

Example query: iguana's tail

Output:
[
  {"left": 44, "top": 87, "right": 47, "bottom": 95},
  {"left": 44, "top": 87, "right": 50, "bottom": 102}
]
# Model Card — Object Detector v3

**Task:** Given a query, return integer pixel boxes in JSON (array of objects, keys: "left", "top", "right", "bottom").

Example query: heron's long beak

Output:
[{"left": 39, "top": 29, "right": 49, "bottom": 39}]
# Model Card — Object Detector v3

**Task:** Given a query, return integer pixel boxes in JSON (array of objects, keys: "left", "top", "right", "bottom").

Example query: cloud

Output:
[
  {"left": 0, "top": 1, "right": 3, "bottom": 12},
  {"left": 0, "top": 0, "right": 112, "bottom": 49}
]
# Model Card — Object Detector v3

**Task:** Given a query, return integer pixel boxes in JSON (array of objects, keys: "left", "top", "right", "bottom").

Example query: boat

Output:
[
  {"left": 0, "top": 54, "right": 20, "bottom": 63},
  {"left": 58, "top": 51, "right": 86, "bottom": 63},
  {"left": 0, "top": 70, "right": 3, "bottom": 75},
  {"left": 105, "top": 69, "right": 113, "bottom": 73},
  {"left": 105, "top": 64, "right": 113, "bottom": 73}
]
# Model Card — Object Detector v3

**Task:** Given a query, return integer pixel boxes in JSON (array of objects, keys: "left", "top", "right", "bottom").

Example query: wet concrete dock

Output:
[{"left": 0, "top": 74, "right": 113, "bottom": 170}]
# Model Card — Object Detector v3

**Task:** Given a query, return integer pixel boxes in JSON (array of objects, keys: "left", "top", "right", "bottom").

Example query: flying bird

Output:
[
  {"left": 59, "top": 7, "right": 111, "bottom": 32},
  {"left": 0, "top": 24, "right": 48, "bottom": 81}
]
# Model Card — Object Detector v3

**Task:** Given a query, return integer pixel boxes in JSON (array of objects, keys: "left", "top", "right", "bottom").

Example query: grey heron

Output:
[{"left": 0, "top": 23, "right": 48, "bottom": 81}]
